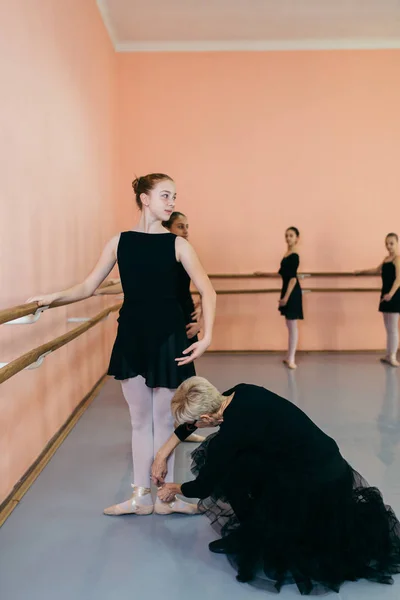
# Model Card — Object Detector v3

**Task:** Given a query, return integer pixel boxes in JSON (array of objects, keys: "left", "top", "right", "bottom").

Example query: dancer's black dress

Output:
[
  {"left": 279, "top": 253, "right": 303, "bottom": 320},
  {"left": 177, "top": 264, "right": 198, "bottom": 344},
  {"left": 379, "top": 261, "right": 400, "bottom": 313},
  {"left": 176, "top": 384, "right": 400, "bottom": 595},
  {"left": 108, "top": 232, "right": 195, "bottom": 388}
]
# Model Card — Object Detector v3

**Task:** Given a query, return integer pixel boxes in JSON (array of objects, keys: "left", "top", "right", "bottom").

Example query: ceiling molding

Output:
[
  {"left": 96, "top": 0, "right": 119, "bottom": 47},
  {"left": 115, "top": 39, "right": 400, "bottom": 53}
]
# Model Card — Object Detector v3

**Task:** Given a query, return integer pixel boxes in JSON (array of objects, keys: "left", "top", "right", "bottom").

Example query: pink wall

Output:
[
  {"left": 0, "top": 1, "right": 119, "bottom": 503},
  {"left": 116, "top": 50, "right": 400, "bottom": 351},
  {"left": 1, "top": 8, "right": 399, "bottom": 504}
]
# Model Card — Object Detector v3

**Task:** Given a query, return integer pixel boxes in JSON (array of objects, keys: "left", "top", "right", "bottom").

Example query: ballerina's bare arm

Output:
[
  {"left": 355, "top": 263, "right": 382, "bottom": 276},
  {"left": 175, "top": 237, "right": 216, "bottom": 365},
  {"left": 151, "top": 433, "right": 181, "bottom": 485},
  {"left": 27, "top": 235, "right": 120, "bottom": 306}
]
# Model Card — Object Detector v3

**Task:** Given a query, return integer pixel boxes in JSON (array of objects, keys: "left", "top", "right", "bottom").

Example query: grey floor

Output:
[{"left": 1, "top": 353, "right": 400, "bottom": 599}]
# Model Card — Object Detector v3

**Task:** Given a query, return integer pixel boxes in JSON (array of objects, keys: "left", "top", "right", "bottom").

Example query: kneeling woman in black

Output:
[
  {"left": 154, "top": 377, "right": 400, "bottom": 596},
  {"left": 278, "top": 227, "right": 303, "bottom": 369}
]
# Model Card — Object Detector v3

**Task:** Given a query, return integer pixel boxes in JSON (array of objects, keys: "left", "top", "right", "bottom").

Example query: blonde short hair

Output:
[{"left": 171, "top": 377, "right": 223, "bottom": 425}]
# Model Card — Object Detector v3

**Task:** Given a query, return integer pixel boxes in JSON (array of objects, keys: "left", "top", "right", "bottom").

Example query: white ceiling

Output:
[{"left": 97, "top": 0, "right": 400, "bottom": 51}]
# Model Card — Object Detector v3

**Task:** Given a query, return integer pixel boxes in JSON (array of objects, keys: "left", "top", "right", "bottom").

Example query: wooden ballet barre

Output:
[
  {"left": 0, "top": 303, "right": 121, "bottom": 385},
  {"left": 0, "top": 302, "right": 41, "bottom": 326},
  {"left": 192, "top": 288, "right": 380, "bottom": 295},
  {"left": 0, "top": 280, "right": 118, "bottom": 326},
  {"left": 98, "top": 279, "right": 119, "bottom": 289},
  {"left": 209, "top": 272, "right": 378, "bottom": 279}
]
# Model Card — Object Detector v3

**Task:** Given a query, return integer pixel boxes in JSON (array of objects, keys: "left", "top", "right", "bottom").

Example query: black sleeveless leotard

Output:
[{"left": 107, "top": 232, "right": 196, "bottom": 388}]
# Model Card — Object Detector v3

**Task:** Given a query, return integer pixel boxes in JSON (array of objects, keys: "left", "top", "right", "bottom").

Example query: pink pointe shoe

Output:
[
  {"left": 380, "top": 356, "right": 400, "bottom": 368},
  {"left": 283, "top": 359, "right": 297, "bottom": 370},
  {"left": 103, "top": 485, "right": 154, "bottom": 516},
  {"left": 154, "top": 497, "right": 200, "bottom": 515}
]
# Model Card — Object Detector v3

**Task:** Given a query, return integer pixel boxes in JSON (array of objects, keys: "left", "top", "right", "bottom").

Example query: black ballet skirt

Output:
[
  {"left": 107, "top": 232, "right": 195, "bottom": 388},
  {"left": 278, "top": 253, "right": 303, "bottom": 320},
  {"left": 379, "top": 261, "right": 400, "bottom": 313},
  {"left": 177, "top": 264, "right": 198, "bottom": 344},
  {"left": 178, "top": 384, "right": 400, "bottom": 595}
]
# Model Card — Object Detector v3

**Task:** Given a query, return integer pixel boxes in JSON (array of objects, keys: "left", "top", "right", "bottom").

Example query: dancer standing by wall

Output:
[
  {"left": 95, "top": 210, "right": 204, "bottom": 443},
  {"left": 28, "top": 173, "right": 216, "bottom": 515},
  {"left": 356, "top": 233, "right": 400, "bottom": 367},
  {"left": 278, "top": 227, "right": 303, "bottom": 369},
  {"left": 256, "top": 227, "right": 303, "bottom": 368},
  {"left": 161, "top": 211, "right": 202, "bottom": 342}
]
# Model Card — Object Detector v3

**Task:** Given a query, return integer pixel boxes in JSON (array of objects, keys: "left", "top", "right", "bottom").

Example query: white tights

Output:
[
  {"left": 383, "top": 313, "right": 399, "bottom": 358},
  {"left": 121, "top": 376, "right": 175, "bottom": 489},
  {"left": 286, "top": 319, "right": 298, "bottom": 364}
]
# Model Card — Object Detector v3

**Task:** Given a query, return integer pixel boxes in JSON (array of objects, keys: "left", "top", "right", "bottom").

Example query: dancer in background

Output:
[
  {"left": 162, "top": 211, "right": 205, "bottom": 443},
  {"left": 162, "top": 211, "right": 202, "bottom": 342},
  {"left": 255, "top": 227, "right": 303, "bottom": 369},
  {"left": 28, "top": 173, "right": 216, "bottom": 516},
  {"left": 356, "top": 233, "right": 400, "bottom": 367},
  {"left": 154, "top": 377, "right": 400, "bottom": 595}
]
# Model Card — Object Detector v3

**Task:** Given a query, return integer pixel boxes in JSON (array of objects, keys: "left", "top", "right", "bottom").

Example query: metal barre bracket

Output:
[
  {"left": 67, "top": 313, "right": 111, "bottom": 324},
  {"left": 5, "top": 306, "right": 50, "bottom": 325},
  {"left": 67, "top": 318, "right": 91, "bottom": 323},
  {"left": 0, "top": 351, "right": 52, "bottom": 371}
]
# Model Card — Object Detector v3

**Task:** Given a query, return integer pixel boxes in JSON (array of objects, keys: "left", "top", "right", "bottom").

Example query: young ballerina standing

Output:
[
  {"left": 278, "top": 227, "right": 303, "bottom": 369},
  {"left": 255, "top": 227, "right": 303, "bottom": 368},
  {"left": 28, "top": 173, "right": 216, "bottom": 515},
  {"left": 356, "top": 233, "right": 400, "bottom": 367},
  {"left": 95, "top": 210, "right": 205, "bottom": 443}
]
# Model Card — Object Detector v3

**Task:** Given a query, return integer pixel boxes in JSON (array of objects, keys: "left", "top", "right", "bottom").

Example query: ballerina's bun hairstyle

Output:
[
  {"left": 287, "top": 226, "right": 300, "bottom": 237},
  {"left": 132, "top": 173, "right": 173, "bottom": 210},
  {"left": 386, "top": 232, "right": 399, "bottom": 241},
  {"left": 162, "top": 211, "right": 186, "bottom": 229}
]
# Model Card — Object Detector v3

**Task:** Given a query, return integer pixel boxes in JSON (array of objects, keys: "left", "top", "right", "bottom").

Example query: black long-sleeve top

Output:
[{"left": 174, "top": 384, "right": 339, "bottom": 500}]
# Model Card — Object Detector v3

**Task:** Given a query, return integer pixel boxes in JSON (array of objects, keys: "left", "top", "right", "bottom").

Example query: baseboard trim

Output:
[{"left": 0, "top": 373, "right": 108, "bottom": 528}]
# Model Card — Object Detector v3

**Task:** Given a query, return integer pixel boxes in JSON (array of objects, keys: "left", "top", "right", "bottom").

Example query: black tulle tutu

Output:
[{"left": 191, "top": 433, "right": 400, "bottom": 595}]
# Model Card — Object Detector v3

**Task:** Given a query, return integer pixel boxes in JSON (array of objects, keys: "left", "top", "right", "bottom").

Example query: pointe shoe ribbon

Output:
[{"left": 103, "top": 485, "right": 153, "bottom": 516}]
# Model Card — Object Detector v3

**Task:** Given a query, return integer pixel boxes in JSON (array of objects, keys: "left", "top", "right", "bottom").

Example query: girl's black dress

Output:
[
  {"left": 278, "top": 253, "right": 303, "bottom": 320},
  {"left": 108, "top": 232, "right": 195, "bottom": 388},
  {"left": 379, "top": 261, "right": 400, "bottom": 313}
]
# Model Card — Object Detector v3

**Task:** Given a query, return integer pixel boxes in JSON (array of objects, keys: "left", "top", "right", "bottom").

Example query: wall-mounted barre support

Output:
[
  {"left": 0, "top": 303, "right": 122, "bottom": 385},
  {"left": 67, "top": 318, "right": 91, "bottom": 323},
  {"left": 0, "top": 351, "right": 52, "bottom": 371},
  {"left": 4, "top": 306, "right": 49, "bottom": 325},
  {"left": 67, "top": 314, "right": 111, "bottom": 324}
]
